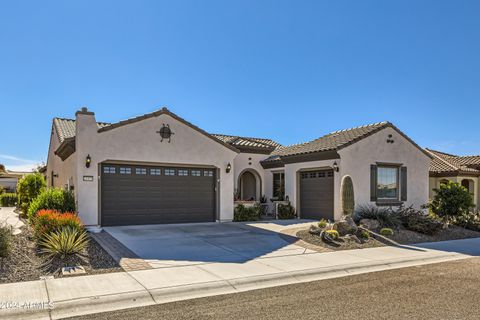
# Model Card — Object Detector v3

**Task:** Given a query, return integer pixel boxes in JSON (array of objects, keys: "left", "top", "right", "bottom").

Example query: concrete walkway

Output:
[
  {"left": 1, "top": 237, "right": 479, "bottom": 320},
  {"left": 0, "top": 206, "right": 24, "bottom": 235}
]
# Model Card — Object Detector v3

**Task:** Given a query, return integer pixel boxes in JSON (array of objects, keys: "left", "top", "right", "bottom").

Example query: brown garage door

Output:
[
  {"left": 101, "top": 164, "right": 216, "bottom": 226},
  {"left": 300, "top": 169, "right": 334, "bottom": 220}
]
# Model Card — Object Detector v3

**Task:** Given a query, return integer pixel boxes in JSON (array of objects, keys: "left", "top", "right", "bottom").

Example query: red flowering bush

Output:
[{"left": 33, "top": 209, "right": 83, "bottom": 238}]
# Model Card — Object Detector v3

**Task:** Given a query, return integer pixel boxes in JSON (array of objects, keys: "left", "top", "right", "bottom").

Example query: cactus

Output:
[{"left": 342, "top": 176, "right": 355, "bottom": 216}]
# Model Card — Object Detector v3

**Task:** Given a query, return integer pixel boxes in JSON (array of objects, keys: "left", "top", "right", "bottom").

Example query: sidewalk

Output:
[{"left": 2, "top": 237, "right": 479, "bottom": 320}]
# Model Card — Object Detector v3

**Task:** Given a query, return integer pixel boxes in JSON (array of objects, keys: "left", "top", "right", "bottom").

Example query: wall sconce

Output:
[
  {"left": 226, "top": 163, "right": 232, "bottom": 173},
  {"left": 85, "top": 154, "right": 91, "bottom": 168},
  {"left": 332, "top": 161, "right": 339, "bottom": 172}
]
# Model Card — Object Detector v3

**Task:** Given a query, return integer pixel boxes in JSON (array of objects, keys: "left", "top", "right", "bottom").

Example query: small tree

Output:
[
  {"left": 430, "top": 181, "right": 474, "bottom": 223},
  {"left": 17, "top": 173, "right": 46, "bottom": 214}
]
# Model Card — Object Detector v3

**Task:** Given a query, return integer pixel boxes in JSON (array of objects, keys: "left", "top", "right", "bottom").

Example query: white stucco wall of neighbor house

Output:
[
  {"left": 233, "top": 153, "right": 267, "bottom": 200},
  {"left": 284, "top": 160, "right": 341, "bottom": 220},
  {"left": 75, "top": 111, "right": 238, "bottom": 226},
  {"left": 46, "top": 125, "right": 77, "bottom": 191},
  {"left": 338, "top": 127, "right": 431, "bottom": 213}
]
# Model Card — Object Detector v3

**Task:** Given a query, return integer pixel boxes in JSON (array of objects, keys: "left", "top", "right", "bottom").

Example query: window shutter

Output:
[
  {"left": 401, "top": 166, "right": 407, "bottom": 201},
  {"left": 370, "top": 164, "right": 377, "bottom": 201}
]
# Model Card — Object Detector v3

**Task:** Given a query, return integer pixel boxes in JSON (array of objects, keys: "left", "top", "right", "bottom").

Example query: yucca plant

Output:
[{"left": 39, "top": 227, "right": 89, "bottom": 258}]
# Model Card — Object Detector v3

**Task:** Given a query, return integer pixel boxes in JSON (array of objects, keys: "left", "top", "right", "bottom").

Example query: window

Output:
[
  {"left": 120, "top": 167, "right": 131, "bottom": 174},
  {"left": 377, "top": 166, "right": 398, "bottom": 199},
  {"left": 178, "top": 169, "right": 188, "bottom": 176},
  {"left": 309, "top": 172, "right": 317, "bottom": 178},
  {"left": 273, "top": 172, "right": 285, "bottom": 199},
  {"left": 136, "top": 168, "right": 147, "bottom": 175},
  {"left": 150, "top": 168, "right": 161, "bottom": 175},
  {"left": 165, "top": 169, "right": 175, "bottom": 176},
  {"left": 191, "top": 170, "right": 201, "bottom": 176},
  {"left": 204, "top": 170, "right": 213, "bottom": 177},
  {"left": 103, "top": 166, "right": 116, "bottom": 174}
]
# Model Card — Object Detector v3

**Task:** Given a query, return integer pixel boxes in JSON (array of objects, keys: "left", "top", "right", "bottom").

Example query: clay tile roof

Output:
[
  {"left": 268, "top": 122, "right": 390, "bottom": 158},
  {"left": 53, "top": 118, "right": 110, "bottom": 143},
  {"left": 425, "top": 149, "right": 480, "bottom": 176},
  {"left": 211, "top": 134, "right": 282, "bottom": 150}
]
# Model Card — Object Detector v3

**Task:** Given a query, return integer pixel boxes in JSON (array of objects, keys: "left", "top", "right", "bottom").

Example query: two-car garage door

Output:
[{"left": 101, "top": 164, "right": 216, "bottom": 226}]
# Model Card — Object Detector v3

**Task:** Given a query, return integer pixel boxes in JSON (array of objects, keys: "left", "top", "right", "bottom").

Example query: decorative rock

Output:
[
  {"left": 359, "top": 219, "right": 380, "bottom": 230},
  {"left": 309, "top": 225, "right": 322, "bottom": 235},
  {"left": 334, "top": 216, "right": 358, "bottom": 236},
  {"left": 61, "top": 266, "right": 86, "bottom": 276}
]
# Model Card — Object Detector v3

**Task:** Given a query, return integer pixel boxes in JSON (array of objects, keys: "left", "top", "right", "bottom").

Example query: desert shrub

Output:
[
  {"left": 32, "top": 209, "right": 83, "bottom": 238},
  {"left": 359, "top": 229, "right": 370, "bottom": 239},
  {"left": 0, "top": 186, "right": 4, "bottom": 195},
  {"left": 39, "top": 227, "right": 89, "bottom": 258},
  {"left": 430, "top": 181, "right": 474, "bottom": 223},
  {"left": 27, "top": 188, "right": 75, "bottom": 220},
  {"left": 353, "top": 205, "right": 401, "bottom": 229},
  {"left": 233, "top": 204, "right": 261, "bottom": 222},
  {"left": 454, "top": 211, "right": 480, "bottom": 232},
  {"left": 0, "top": 193, "right": 17, "bottom": 207},
  {"left": 396, "top": 205, "right": 443, "bottom": 235},
  {"left": 380, "top": 228, "right": 394, "bottom": 236},
  {"left": 324, "top": 229, "right": 339, "bottom": 239},
  {"left": 17, "top": 173, "right": 46, "bottom": 213},
  {"left": 0, "top": 224, "right": 12, "bottom": 258},
  {"left": 318, "top": 219, "right": 328, "bottom": 228},
  {"left": 277, "top": 202, "right": 296, "bottom": 220}
]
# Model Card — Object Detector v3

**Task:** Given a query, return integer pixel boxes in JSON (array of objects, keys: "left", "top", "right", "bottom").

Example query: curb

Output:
[{"left": 1, "top": 252, "right": 469, "bottom": 320}]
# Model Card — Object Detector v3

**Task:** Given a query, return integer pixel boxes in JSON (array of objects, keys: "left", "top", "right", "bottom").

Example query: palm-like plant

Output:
[{"left": 39, "top": 227, "right": 89, "bottom": 258}]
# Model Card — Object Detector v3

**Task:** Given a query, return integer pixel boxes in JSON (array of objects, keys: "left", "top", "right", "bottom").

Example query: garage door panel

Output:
[
  {"left": 300, "top": 170, "right": 334, "bottom": 220},
  {"left": 101, "top": 164, "right": 216, "bottom": 226}
]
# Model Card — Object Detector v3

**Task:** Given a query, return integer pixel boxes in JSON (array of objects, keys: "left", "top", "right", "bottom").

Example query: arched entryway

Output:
[
  {"left": 461, "top": 179, "right": 475, "bottom": 195},
  {"left": 238, "top": 169, "right": 261, "bottom": 201}
]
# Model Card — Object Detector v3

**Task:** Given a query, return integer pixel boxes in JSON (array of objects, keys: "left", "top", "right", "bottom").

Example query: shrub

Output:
[
  {"left": 353, "top": 205, "right": 401, "bottom": 229},
  {"left": 27, "top": 188, "right": 75, "bottom": 220},
  {"left": 0, "top": 193, "right": 17, "bottom": 207},
  {"left": 318, "top": 219, "right": 328, "bottom": 228},
  {"left": 397, "top": 205, "right": 443, "bottom": 235},
  {"left": 33, "top": 209, "right": 83, "bottom": 238},
  {"left": 454, "top": 211, "right": 480, "bottom": 232},
  {"left": 359, "top": 229, "right": 370, "bottom": 239},
  {"left": 0, "top": 224, "right": 12, "bottom": 258},
  {"left": 430, "top": 181, "right": 474, "bottom": 223},
  {"left": 277, "top": 202, "right": 296, "bottom": 220},
  {"left": 233, "top": 204, "right": 261, "bottom": 222},
  {"left": 17, "top": 173, "right": 46, "bottom": 213},
  {"left": 380, "top": 228, "right": 394, "bottom": 236},
  {"left": 0, "top": 185, "right": 4, "bottom": 195},
  {"left": 324, "top": 229, "right": 339, "bottom": 240},
  {"left": 39, "top": 227, "right": 89, "bottom": 258}
]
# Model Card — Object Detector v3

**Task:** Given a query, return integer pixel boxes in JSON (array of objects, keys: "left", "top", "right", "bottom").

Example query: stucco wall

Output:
[
  {"left": 75, "top": 111, "right": 238, "bottom": 226},
  {"left": 46, "top": 125, "right": 77, "bottom": 192},
  {"left": 233, "top": 153, "right": 267, "bottom": 200},
  {"left": 338, "top": 127, "right": 431, "bottom": 213}
]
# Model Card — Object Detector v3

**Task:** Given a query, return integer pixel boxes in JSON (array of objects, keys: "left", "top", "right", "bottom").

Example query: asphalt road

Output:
[{"left": 66, "top": 258, "right": 480, "bottom": 320}]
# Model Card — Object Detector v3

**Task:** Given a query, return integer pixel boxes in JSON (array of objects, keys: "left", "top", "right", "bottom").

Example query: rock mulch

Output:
[
  {"left": 387, "top": 225, "right": 480, "bottom": 245},
  {"left": 0, "top": 223, "right": 122, "bottom": 284},
  {"left": 296, "top": 229, "right": 385, "bottom": 251}
]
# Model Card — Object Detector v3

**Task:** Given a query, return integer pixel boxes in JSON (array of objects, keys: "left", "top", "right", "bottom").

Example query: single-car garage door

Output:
[
  {"left": 300, "top": 169, "right": 334, "bottom": 220},
  {"left": 101, "top": 164, "right": 216, "bottom": 226}
]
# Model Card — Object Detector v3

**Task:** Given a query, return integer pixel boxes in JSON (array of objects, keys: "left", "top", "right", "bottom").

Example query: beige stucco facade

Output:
[
  {"left": 429, "top": 176, "right": 480, "bottom": 208},
  {"left": 47, "top": 108, "right": 431, "bottom": 227}
]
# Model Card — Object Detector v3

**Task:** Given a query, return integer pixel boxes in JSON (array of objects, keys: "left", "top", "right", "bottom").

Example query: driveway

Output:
[{"left": 104, "top": 220, "right": 316, "bottom": 268}]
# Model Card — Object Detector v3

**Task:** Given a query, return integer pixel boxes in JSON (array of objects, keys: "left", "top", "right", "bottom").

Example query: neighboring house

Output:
[
  {"left": 46, "top": 107, "right": 431, "bottom": 228},
  {"left": 0, "top": 166, "right": 30, "bottom": 192},
  {"left": 426, "top": 148, "right": 480, "bottom": 209}
]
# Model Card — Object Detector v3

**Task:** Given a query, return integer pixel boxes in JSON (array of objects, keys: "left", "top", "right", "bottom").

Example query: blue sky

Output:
[{"left": 1, "top": 1, "right": 479, "bottom": 171}]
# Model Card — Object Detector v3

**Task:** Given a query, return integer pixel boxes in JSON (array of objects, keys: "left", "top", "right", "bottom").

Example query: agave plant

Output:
[{"left": 39, "top": 227, "right": 89, "bottom": 258}]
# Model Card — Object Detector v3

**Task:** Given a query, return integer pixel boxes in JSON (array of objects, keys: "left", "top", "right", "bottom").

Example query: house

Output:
[
  {"left": 426, "top": 148, "right": 480, "bottom": 208},
  {"left": 46, "top": 107, "right": 431, "bottom": 229},
  {"left": 0, "top": 165, "right": 30, "bottom": 192}
]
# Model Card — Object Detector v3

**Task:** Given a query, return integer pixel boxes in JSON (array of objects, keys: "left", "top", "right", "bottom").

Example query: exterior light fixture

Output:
[
  {"left": 226, "top": 163, "right": 232, "bottom": 173},
  {"left": 332, "top": 161, "right": 339, "bottom": 172},
  {"left": 86, "top": 154, "right": 91, "bottom": 168}
]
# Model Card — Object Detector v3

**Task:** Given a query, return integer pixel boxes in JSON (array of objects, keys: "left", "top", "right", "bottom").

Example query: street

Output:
[{"left": 65, "top": 257, "right": 480, "bottom": 320}]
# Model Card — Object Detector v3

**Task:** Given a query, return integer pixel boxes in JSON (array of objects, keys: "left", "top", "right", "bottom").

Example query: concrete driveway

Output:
[{"left": 104, "top": 220, "right": 316, "bottom": 268}]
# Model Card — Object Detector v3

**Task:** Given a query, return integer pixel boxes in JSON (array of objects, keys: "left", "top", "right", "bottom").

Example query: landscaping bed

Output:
[
  {"left": 0, "top": 221, "right": 122, "bottom": 284},
  {"left": 384, "top": 225, "right": 480, "bottom": 245},
  {"left": 296, "top": 229, "right": 385, "bottom": 251}
]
